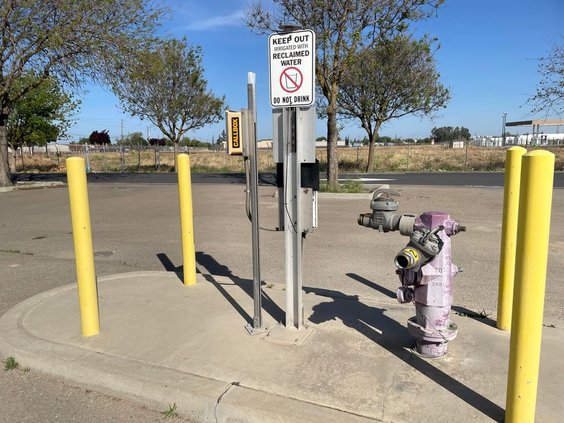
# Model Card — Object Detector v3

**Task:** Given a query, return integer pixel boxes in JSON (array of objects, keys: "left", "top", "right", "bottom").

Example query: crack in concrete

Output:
[
  {"left": 381, "top": 363, "right": 401, "bottom": 422},
  {"left": 214, "top": 381, "right": 240, "bottom": 423}
]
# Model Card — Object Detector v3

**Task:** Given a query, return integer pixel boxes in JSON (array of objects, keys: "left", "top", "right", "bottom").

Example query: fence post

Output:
[
  {"left": 66, "top": 157, "right": 100, "bottom": 337},
  {"left": 505, "top": 150, "right": 554, "bottom": 423},
  {"left": 497, "top": 146, "right": 526, "bottom": 330},
  {"left": 177, "top": 154, "right": 197, "bottom": 286}
]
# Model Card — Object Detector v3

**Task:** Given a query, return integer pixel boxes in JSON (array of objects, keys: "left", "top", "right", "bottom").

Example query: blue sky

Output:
[{"left": 67, "top": 0, "right": 563, "bottom": 143}]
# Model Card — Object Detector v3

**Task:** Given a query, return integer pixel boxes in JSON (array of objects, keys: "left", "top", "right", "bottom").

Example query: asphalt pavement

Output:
[
  {"left": 11, "top": 170, "right": 564, "bottom": 188},
  {"left": 1, "top": 179, "right": 563, "bottom": 422}
]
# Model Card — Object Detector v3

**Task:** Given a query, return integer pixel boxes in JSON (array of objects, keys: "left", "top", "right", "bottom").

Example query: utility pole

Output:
[
  {"left": 502, "top": 113, "right": 508, "bottom": 146},
  {"left": 120, "top": 119, "right": 125, "bottom": 171}
]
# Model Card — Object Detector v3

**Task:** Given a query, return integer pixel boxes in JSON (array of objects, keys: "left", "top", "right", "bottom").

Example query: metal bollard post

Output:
[
  {"left": 505, "top": 150, "right": 555, "bottom": 423},
  {"left": 177, "top": 154, "right": 197, "bottom": 286},
  {"left": 497, "top": 146, "right": 526, "bottom": 331},
  {"left": 66, "top": 157, "right": 99, "bottom": 337}
]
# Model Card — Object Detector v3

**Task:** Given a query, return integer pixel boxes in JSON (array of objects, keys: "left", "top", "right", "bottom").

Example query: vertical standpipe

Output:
[
  {"left": 66, "top": 157, "right": 99, "bottom": 337},
  {"left": 247, "top": 72, "right": 263, "bottom": 330},
  {"left": 505, "top": 150, "right": 555, "bottom": 423}
]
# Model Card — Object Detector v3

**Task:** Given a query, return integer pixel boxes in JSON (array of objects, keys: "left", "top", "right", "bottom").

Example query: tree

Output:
[
  {"left": 110, "top": 38, "right": 225, "bottom": 169},
  {"left": 0, "top": 0, "right": 163, "bottom": 186},
  {"left": 7, "top": 73, "right": 77, "bottom": 171},
  {"left": 119, "top": 132, "right": 147, "bottom": 147},
  {"left": 431, "top": 126, "right": 471, "bottom": 143},
  {"left": 216, "top": 129, "right": 227, "bottom": 145},
  {"left": 337, "top": 35, "right": 449, "bottom": 172},
  {"left": 89, "top": 130, "right": 111, "bottom": 145},
  {"left": 528, "top": 41, "right": 563, "bottom": 115},
  {"left": 246, "top": 0, "right": 443, "bottom": 188},
  {"left": 149, "top": 138, "right": 167, "bottom": 147}
]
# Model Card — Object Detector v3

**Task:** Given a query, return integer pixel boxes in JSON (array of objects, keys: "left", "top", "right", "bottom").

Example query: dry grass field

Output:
[{"left": 9, "top": 144, "right": 564, "bottom": 174}]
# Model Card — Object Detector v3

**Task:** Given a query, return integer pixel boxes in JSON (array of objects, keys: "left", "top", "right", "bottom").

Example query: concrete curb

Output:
[{"left": 0, "top": 181, "right": 65, "bottom": 193}]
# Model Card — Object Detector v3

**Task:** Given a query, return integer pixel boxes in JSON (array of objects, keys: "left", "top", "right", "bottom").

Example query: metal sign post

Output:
[
  {"left": 246, "top": 72, "right": 264, "bottom": 333},
  {"left": 225, "top": 73, "right": 265, "bottom": 334},
  {"left": 277, "top": 107, "right": 316, "bottom": 329},
  {"left": 270, "top": 28, "right": 318, "bottom": 332}
]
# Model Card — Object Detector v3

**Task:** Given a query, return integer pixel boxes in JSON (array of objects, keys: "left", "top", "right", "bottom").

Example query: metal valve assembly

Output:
[{"left": 358, "top": 187, "right": 466, "bottom": 358}]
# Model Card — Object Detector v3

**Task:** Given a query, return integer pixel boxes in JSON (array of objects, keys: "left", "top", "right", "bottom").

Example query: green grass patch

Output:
[
  {"left": 0, "top": 249, "right": 20, "bottom": 254},
  {"left": 4, "top": 356, "right": 19, "bottom": 371},
  {"left": 320, "top": 179, "right": 365, "bottom": 193},
  {"left": 161, "top": 403, "right": 179, "bottom": 418}
]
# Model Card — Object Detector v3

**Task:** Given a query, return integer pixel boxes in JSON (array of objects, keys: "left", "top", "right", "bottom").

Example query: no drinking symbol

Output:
[{"left": 280, "top": 67, "right": 303, "bottom": 93}]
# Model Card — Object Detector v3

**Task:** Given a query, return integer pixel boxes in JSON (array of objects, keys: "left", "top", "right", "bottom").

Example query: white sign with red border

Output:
[{"left": 268, "top": 29, "right": 315, "bottom": 108}]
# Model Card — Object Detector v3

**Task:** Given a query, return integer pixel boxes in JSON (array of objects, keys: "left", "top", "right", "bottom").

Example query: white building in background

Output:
[
  {"left": 473, "top": 133, "right": 564, "bottom": 147},
  {"left": 43, "top": 143, "right": 71, "bottom": 153},
  {"left": 8, "top": 143, "right": 71, "bottom": 154}
]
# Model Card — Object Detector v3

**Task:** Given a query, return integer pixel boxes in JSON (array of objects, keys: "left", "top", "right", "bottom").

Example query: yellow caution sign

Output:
[{"left": 226, "top": 111, "right": 243, "bottom": 156}]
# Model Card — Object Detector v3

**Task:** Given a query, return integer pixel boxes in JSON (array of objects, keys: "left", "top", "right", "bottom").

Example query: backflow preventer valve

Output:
[{"left": 358, "top": 188, "right": 466, "bottom": 358}]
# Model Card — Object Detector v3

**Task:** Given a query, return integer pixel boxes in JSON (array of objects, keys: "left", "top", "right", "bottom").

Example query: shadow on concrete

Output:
[
  {"left": 157, "top": 251, "right": 253, "bottom": 324},
  {"left": 346, "top": 272, "right": 397, "bottom": 299},
  {"left": 451, "top": 305, "right": 498, "bottom": 328},
  {"left": 194, "top": 251, "right": 285, "bottom": 325},
  {"left": 346, "top": 273, "right": 498, "bottom": 328},
  {"left": 306, "top": 287, "right": 504, "bottom": 422},
  {"left": 156, "top": 253, "right": 183, "bottom": 282}
]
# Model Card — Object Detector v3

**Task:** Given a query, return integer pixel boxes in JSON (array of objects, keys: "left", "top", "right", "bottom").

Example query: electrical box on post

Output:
[
  {"left": 272, "top": 108, "right": 284, "bottom": 163},
  {"left": 296, "top": 107, "right": 316, "bottom": 163},
  {"left": 272, "top": 108, "right": 285, "bottom": 230},
  {"left": 226, "top": 111, "right": 243, "bottom": 156}
]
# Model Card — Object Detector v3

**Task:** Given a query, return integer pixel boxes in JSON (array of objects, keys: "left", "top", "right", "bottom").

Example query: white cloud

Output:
[{"left": 186, "top": 10, "right": 245, "bottom": 31}]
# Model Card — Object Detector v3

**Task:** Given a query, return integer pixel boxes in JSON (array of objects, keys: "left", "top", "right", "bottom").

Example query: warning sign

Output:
[
  {"left": 269, "top": 29, "right": 315, "bottom": 108},
  {"left": 280, "top": 67, "right": 303, "bottom": 93}
]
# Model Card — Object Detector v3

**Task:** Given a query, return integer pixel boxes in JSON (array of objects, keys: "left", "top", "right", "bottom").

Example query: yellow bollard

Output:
[
  {"left": 505, "top": 150, "right": 555, "bottom": 423},
  {"left": 177, "top": 154, "right": 197, "bottom": 286},
  {"left": 66, "top": 157, "right": 100, "bottom": 337},
  {"left": 497, "top": 146, "right": 527, "bottom": 330}
]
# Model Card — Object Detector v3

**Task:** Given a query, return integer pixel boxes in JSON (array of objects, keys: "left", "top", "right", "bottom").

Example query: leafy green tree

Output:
[
  {"left": 216, "top": 129, "right": 227, "bottom": 145},
  {"left": 110, "top": 38, "right": 225, "bottom": 169},
  {"left": 431, "top": 126, "right": 471, "bottom": 142},
  {"left": 528, "top": 41, "right": 563, "bottom": 115},
  {"left": 246, "top": 0, "right": 443, "bottom": 188},
  {"left": 118, "top": 132, "right": 147, "bottom": 147},
  {"left": 179, "top": 137, "right": 212, "bottom": 149},
  {"left": 178, "top": 137, "right": 191, "bottom": 147},
  {"left": 0, "top": 0, "right": 163, "bottom": 186},
  {"left": 337, "top": 35, "right": 449, "bottom": 172},
  {"left": 7, "top": 73, "right": 78, "bottom": 170}
]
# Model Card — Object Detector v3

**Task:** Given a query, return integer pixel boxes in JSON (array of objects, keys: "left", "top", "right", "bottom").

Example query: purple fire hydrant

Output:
[{"left": 358, "top": 188, "right": 465, "bottom": 358}]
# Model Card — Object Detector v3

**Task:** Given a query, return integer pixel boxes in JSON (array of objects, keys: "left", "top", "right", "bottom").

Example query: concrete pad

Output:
[{"left": 1, "top": 271, "right": 563, "bottom": 422}]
